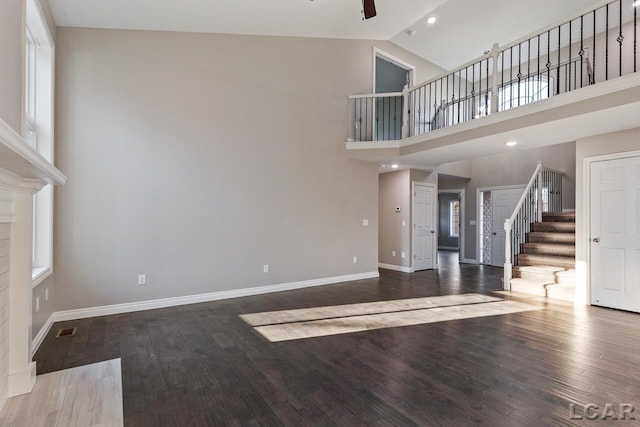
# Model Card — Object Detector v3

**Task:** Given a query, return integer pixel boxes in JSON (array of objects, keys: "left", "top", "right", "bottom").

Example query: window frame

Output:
[
  {"left": 449, "top": 200, "right": 460, "bottom": 238},
  {"left": 25, "top": 0, "right": 55, "bottom": 287}
]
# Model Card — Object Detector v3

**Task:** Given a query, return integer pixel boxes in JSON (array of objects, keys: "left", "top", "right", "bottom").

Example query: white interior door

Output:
[
  {"left": 590, "top": 156, "right": 640, "bottom": 313},
  {"left": 414, "top": 183, "right": 436, "bottom": 271},
  {"left": 490, "top": 188, "right": 524, "bottom": 267}
]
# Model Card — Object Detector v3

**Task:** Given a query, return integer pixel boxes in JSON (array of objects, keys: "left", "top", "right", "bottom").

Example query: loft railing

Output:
[
  {"left": 503, "top": 162, "right": 565, "bottom": 290},
  {"left": 348, "top": 0, "right": 637, "bottom": 143}
]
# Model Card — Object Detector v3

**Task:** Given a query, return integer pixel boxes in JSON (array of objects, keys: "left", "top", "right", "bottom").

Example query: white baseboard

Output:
[
  {"left": 460, "top": 258, "right": 478, "bottom": 264},
  {"left": 378, "top": 263, "right": 414, "bottom": 273},
  {"left": 51, "top": 271, "right": 380, "bottom": 322},
  {"left": 31, "top": 314, "right": 55, "bottom": 355}
]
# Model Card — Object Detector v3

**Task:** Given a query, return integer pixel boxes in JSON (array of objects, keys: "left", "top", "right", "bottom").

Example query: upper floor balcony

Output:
[{"left": 347, "top": 0, "right": 640, "bottom": 167}]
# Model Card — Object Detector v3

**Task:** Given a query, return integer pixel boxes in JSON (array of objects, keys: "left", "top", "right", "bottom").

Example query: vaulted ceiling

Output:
[{"left": 50, "top": 0, "right": 602, "bottom": 70}]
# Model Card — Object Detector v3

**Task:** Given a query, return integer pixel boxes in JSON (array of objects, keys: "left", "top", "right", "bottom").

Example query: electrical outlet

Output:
[
  {"left": 36, "top": 296, "right": 39, "bottom": 312},
  {"left": 353, "top": 256, "right": 358, "bottom": 264},
  {"left": 392, "top": 250, "right": 396, "bottom": 257},
  {"left": 45, "top": 287, "right": 49, "bottom": 301},
  {"left": 263, "top": 264, "right": 269, "bottom": 273},
  {"left": 401, "top": 252, "right": 406, "bottom": 258},
  {"left": 138, "top": 274, "right": 146, "bottom": 285},
  {"left": 362, "top": 219, "right": 368, "bottom": 226}
]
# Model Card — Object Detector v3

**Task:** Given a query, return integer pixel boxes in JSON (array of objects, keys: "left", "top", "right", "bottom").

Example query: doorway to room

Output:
[
  {"left": 478, "top": 186, "right": 525, "bottom": 267},
  {"left": 373, "top": 49, "right": 415, "bottom": 141},
  {"left": 438, "top": 191, "right": 464, "bottom": 260}
]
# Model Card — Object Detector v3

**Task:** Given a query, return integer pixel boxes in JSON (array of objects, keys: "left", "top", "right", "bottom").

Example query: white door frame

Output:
[
  {"left": 582, "top": 149, "right": 640, "bottom": 306},
  {"left": 476, "top": 184, "right": 526, "bottom": 266},
  {"left": 413, "top": 181, "right": 437, "bottom": 270},
  {"left": 438, "top": 189, "right": 465, "bottom": 259}
]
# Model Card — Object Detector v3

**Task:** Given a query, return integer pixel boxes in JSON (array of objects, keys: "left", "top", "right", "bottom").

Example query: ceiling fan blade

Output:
[{"left": 363, "top": 0, "right": 377, "bottom": 19}]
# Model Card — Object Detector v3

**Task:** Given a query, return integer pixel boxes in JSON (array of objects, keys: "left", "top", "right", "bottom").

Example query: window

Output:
[
  {"left": 498, "top": 76, "right": 551, "bottom": 112},
  {"left": 26, "top": 0, "right": 55, "bottom": 286},
  {"left": 449, "top": 200, "right": 460, "bottom": 237}
]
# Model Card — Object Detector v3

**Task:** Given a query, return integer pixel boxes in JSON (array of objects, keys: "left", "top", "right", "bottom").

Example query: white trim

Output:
[
  {"left": 378, "top": 263, "right": 414, "bottom": 273},
  {"left": 582, "top": 148, "right": 640, "bottom": 307},
  {"left": 31, "top": 266, "right": 51, "bottom": 288},
  {"left": 460, "top": 258, "right": 479, "bottom": 264},
  {"left": 31, "top": 313, "right": 54, "bottom": 355},
  {"left": 51, "top": 272, "right": 380, "bottom": 322},
  {"left": 8, "top": 362, "right": 36, "bottom": 397},
  {"left": 0, "top": 119, "right": 65, "bottom": 185}
]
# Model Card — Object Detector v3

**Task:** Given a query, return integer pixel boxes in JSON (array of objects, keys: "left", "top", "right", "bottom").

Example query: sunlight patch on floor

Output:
[{"left": 241, "top": 294, "right": 542, "bottom": 342}]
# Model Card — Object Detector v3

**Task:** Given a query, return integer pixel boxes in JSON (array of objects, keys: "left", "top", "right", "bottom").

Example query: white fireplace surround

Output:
[{"left": 0, "top": 118, "right": 65, "bottom": 410}]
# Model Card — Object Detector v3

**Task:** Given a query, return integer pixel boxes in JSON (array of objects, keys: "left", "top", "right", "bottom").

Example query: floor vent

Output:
[{"left": 56, "top": 327, "right": 77, "bottom": 338}]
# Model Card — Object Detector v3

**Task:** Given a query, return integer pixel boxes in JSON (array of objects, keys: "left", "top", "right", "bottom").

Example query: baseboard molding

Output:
[
  {"left": 378, "top": 263, "right": 414, "bottom": 273},
  {"left": 51, "top": 271, "right": 380, "bottom": 322},
  {"left": 460, "top": 258, "right": 479, "bottom": 264},
  {"left": 31, "top": 314, "right": 55, "bottom": 355}
]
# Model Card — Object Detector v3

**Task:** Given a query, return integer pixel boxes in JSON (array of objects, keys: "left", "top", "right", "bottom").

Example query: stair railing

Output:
[{"left": 503, "top": 162, "right": 565, "bottom": 290}]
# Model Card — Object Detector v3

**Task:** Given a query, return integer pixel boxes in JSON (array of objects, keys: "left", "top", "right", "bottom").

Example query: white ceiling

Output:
[
  {"left": 50, "top": 0, "right": 605, "bottom": 70},
  {"left": 49, "top": 0, "right": 447, "bottom": 41},
  {"left": 392, "top": 0, "right": 603, "bottom": 70}
]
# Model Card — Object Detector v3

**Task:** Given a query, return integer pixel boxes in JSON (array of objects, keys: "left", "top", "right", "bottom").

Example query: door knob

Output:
[
  {"left": 430, "top": 230, "right": 435, "bottom": 234},
  {"left": 492, "top": 232, "right": 497, "bottom": 235},
  {"left": 592, "top": 237, "right": 600, "bottom": 243}
]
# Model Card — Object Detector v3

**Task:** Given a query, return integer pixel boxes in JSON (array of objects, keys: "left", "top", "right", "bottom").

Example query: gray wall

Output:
[
  {"left": 438, "top": 193, "right": 459, "bottom": 249},
  {"left": 461, "top": 141, "right": 576, "bottom": 261},
  {"left": 54, "top": 28, "right": 440, "bottom": 310},
  {"left": 378, "top": 170, "right": 410, "bottom": 267},
  {"left": 0, "top": 0, "right": 22, "bottom": 133}
]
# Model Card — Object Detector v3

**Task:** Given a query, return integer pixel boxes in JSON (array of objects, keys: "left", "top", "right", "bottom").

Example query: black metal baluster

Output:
[
  {"left": 485, "top": 57, "right": 489, "bottom": 114},
  {"left": 580, "top": 15, "right": 584, "bottom": 88},
  {"left": 547, "top": 30, "right": 551, "bottom": 97},
  {"left": 557, "top": 25, "right": 561, "bottom": 94},
  {"left": 510, "top": 47, "right": 513, "bottom": 109},
  {"left": 618, "top": 0, "right": 624, "bottom": 77},
  {"left": 527, "top": 39, "right": 531, "bottom": 103},
  {"left": 501, "top": 49, "right": 505, "bottom": 111},
  {"left": 635, "top": 0, "right": 638, "bottom": 73},
  {"left": 593, "top": 10, "right": 597, "bottom": 83},
  {"left": 606, "top": 3, "right": 609, "bottom": 81},
  {"left": 517, "top": 44, "right": 522, "bottom": 106},
  {"left": 569, "top": 19, "right": 572, "bottom": 91},
  {"left": 471, "top": 62, "right": 476, "bottom": 119}
]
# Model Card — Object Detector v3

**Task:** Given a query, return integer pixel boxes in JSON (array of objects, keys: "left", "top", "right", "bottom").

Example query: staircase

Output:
[{"left": 509, "top": 212, "right": 575, "bottom": 301}]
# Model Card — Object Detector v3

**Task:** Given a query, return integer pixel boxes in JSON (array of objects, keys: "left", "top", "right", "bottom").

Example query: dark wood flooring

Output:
[{"left": 34, "top": 252, "right": 640, "bottom": 426}]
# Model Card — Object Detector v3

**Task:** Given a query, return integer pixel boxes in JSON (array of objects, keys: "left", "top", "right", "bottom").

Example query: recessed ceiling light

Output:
[
  {"left": 391, "top": 164, "right": 399, "bottom": 169},
  {"left": 426, "top": 16, "right": 437, "bottom": 25},
  {"left": 505, "top": 141, "right": 518, "bottom": 147}
]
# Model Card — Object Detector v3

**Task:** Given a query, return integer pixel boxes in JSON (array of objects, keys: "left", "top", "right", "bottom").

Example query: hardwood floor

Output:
[{"left": 34, "top": 252, "right": 640, "bottom": 426}]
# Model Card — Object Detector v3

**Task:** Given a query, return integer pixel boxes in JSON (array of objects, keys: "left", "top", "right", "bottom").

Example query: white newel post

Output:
[
  {"left": 490, "top": 42, "right": 500, "bottom": 114},
  {"left": 504, "top": 219, "right": 512, "bottom": 290},
  {"left": 8, "top": 181, "right": 44, "bottom": 397}
]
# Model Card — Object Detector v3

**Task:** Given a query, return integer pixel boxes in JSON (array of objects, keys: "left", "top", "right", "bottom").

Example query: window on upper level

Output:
[
  {"left": 498, "top": 76, "right": 551, "bottom": 112},
  {"left": 25, "top": 0, "right": 55, "bottom": 286}
]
